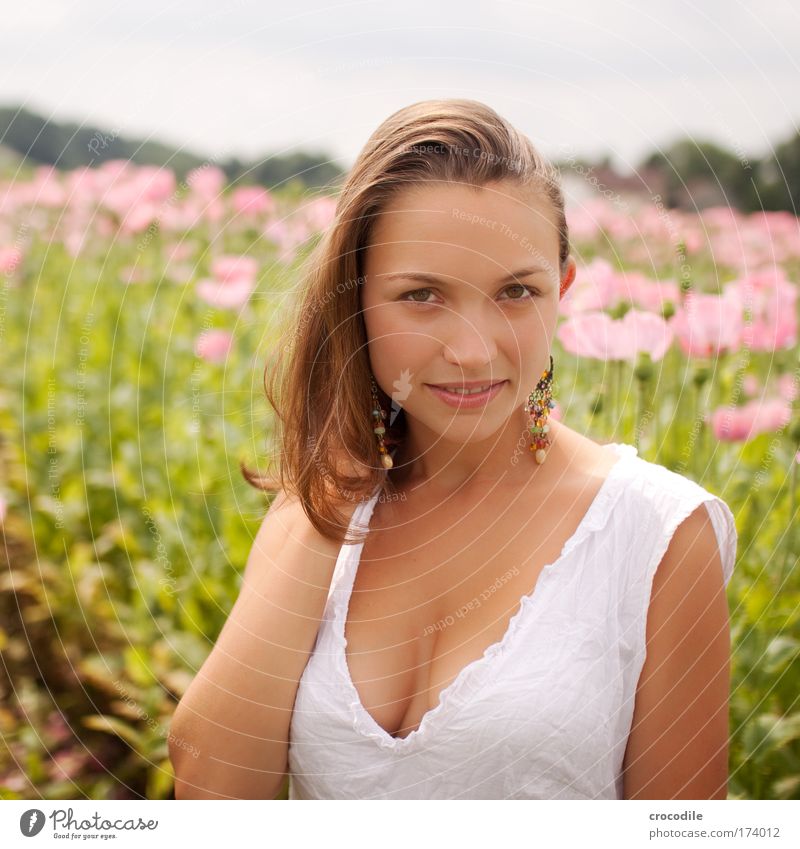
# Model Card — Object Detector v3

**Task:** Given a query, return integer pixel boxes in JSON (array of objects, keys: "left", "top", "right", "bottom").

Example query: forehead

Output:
[{"left": 365, "top": 180, "right": 559, "bottom": 275}]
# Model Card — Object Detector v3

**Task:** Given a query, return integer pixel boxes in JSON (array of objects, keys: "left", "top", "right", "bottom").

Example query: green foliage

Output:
[
  {"left": 0, "top": 190, "right": 797, "bottom": 801},
  {"left": 0, "top": 210, "right": 296, "bottom": 799},
  {"left": 0, "top": 105, "right": 344, "bottom": 189}
]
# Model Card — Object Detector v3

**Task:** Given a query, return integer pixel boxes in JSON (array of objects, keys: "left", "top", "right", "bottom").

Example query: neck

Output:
[{"left": 388, "top": 417, "right": 564, "bottom": 497}]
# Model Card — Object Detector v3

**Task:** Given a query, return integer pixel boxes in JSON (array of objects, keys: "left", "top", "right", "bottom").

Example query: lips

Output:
[
  {"left": 425, "top": 380, "right": 508, "bottom": 408},
  {"left": 428, "top": 380, "right": 505, "bottom": 393}
]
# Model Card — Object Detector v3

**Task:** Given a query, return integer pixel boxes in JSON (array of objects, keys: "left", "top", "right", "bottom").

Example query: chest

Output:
[{"left": 343, "top": 482, "right": 608, "bottom": 741}]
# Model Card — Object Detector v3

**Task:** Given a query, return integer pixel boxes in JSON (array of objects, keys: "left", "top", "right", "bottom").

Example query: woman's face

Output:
[{"left": 360, "top": 179, "right": 576, "bottom": 449}]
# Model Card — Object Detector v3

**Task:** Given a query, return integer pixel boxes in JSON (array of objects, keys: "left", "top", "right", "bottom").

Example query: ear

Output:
[{"left": 559, "top": 256, "right": 577, "bottom": 298}]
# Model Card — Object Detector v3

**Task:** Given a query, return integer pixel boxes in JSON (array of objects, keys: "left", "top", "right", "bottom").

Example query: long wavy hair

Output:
[{"left": 241, "top": 98, "right": 571, "bottom": 544}]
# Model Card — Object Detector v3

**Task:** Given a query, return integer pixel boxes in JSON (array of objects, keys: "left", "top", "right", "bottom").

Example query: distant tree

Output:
[
  {"left": 2, "top": 103, "right": 798, "bottom": 212},
  {"left": 0, "top": 105, "right": 344, "bottom": 191},
  {"left": 226, "top": 150, "right": 342, "bottom": 191},
  {"left": 641, "top": 138, "right": 757, "bottom": 210},
  {"left": 756, "top": 131, "right": 800, "bottom": 213}
]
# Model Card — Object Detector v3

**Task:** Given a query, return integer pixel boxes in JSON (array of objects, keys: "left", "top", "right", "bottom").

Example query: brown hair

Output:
[{"left": 241, "top": 98, "right": 570, "bottom": 544}]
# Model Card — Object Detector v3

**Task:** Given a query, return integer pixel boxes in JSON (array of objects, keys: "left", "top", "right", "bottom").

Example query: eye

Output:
[
  {"left": 398, "top": 287, "right": 436, "bottom": 304},
  {"left": 501, "top": 284, "right": 540, "bottom": 301},
  {"left": 397, "top": 284, "right": 541, "bottom": 305}
]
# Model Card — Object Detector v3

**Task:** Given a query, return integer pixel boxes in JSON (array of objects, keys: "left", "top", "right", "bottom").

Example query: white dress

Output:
[{"left": 286, "top": 443, "right": 737, "bottom": 799}]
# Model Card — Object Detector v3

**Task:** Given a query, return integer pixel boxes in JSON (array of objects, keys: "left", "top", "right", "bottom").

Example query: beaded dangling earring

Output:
[
  {"left": 524, "top": 355, "right": 555, "bottom": 465},
  {"left": 370, "top": 375, "right": 393, "bottom": 470}
]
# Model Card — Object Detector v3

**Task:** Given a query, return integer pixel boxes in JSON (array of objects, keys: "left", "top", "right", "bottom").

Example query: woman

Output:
[{"left": 170, "top": 98, "right": 737, "bottom": 800}]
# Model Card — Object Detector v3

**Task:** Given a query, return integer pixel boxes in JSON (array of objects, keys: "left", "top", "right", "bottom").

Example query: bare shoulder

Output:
[
  {"left": 242, "top": 488, "right": 361, "bottom": 584},
  {"left": 653, "top": 502, "right": 726, "bottom": 594},
  {"left": 549, "top": 420, "right": 620, "bottom": 482},
  {"left": 623, "top": 503, "right": 730, "bottom": 799},
  {"left": 240, "top": 491, "right": 299, "bottom": 584},
  {"left": 261, "top": 487, "right": 362, "bottom": 534},
  {"left": 581, "top": 430, "right": 624, "bottom": 470}
]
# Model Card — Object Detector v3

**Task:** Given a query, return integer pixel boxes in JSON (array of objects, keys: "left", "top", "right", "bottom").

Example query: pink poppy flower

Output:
[
  {"left": 0, "top": 247, "right": 22, "bottom": 274},
  {"left": 724, "top": 268, "right": 798, "bottom": 352},
  {"left": 195, "top": 330, "right": 233, "bottom": 363},
  {"left": 628, "top": 274, "right": 681, "bottom": 313},
  {"left": 301, "top": 195, "right": 337, "bottom": 232},
  {"left": 557, "top": 308, "right": 673, "bottom": 362},
  {"left": 709, "top": 397, "right": 792, "bottom": 441},
  {"left": 29, "top": 166, "right": 67, "bottom": 207},
  {"left": 187, "top": 165, "right": 227, "bottom": 198},
  {"left": 670, "top": 293, "right": 744, "bottom": 357},
  {"left": 131, "top": 166, "right": 177, "bottom": 204},
  {"left": 196, "top": 278, "right": 255, "bottom": 309},
  {"left": 211, "top": 255, "right": 258, "bottom": 284},
  {"left": 742, "top": 374, "right": 760, "bottom": 398},
  {"left": 120, "top": 201, "right": 160, "bottom": 236},
  {"left": 231, "top": 186, "right": 275, "bottom": 217},
  {"left": 558, "top": 258, "right": 619, "bottom": 315},
  {"left": 263, "top": 217, "right": 314, "bottom": 262}
]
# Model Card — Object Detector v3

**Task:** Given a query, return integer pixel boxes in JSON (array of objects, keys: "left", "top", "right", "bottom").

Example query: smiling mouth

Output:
[{"left": 426, "top": 381, "right": 506, "bottom": 395}]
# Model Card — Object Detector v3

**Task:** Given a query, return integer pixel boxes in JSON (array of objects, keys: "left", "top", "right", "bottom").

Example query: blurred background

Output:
[{"left": 0, "top": 1, "right": 798, "bottom": 800}]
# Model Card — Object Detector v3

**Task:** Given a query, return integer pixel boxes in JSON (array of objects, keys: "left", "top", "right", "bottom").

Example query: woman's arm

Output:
[
  {"left": 168, "top": 491, "right": 353, "bottom": 799},
  {"left": 623, "top": 504, "right": 732, "bottom": 799}
]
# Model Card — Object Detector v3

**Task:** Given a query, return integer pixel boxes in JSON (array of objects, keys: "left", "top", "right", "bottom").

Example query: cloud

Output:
[{"left": 0, "top": 0, "right": 797, "bottom": 169}]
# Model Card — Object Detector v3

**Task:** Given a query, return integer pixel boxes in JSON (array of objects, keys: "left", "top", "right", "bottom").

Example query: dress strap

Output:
[
  {"left": 325, "top": 486, "right": 382, "bottom": 606},
  {"left": 642, "top": 474, "right": 737, "bottom": 590},
  {"left": 620, "top": 460, "right": 738, "bottom": 679}
]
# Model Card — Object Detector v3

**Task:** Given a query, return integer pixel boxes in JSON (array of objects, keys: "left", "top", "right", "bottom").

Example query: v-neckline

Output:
[{"left": 335, "top": 442, "right": 636, "bottom": 751}]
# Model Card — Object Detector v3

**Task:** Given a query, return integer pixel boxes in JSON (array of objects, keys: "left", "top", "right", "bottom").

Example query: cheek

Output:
[
  {"left": 361, "top": 298, "right": 392, "bottom": 339},
  {"left": 363, "top": 304, "right": 438, "bottom": 361},
  {"left": 501, "top": 322, "right": 539, "bottom": 364},
  {"left": 367, "top": 331, "right": 437, "bottom": 385}
]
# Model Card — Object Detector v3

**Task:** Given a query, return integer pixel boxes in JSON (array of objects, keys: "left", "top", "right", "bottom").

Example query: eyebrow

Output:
[{"left": 381, "top": 266, "right": 550, "bottom": 287}]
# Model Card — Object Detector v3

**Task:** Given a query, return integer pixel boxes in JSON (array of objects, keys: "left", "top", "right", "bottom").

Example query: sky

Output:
[{"left": 1, "top": 0, "right": 798, "bottom": 174}]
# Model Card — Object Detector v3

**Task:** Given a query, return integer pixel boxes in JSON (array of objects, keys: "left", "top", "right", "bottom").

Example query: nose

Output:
[{"left": 441, "top": 310, "right": 499, "bottom": 370}]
